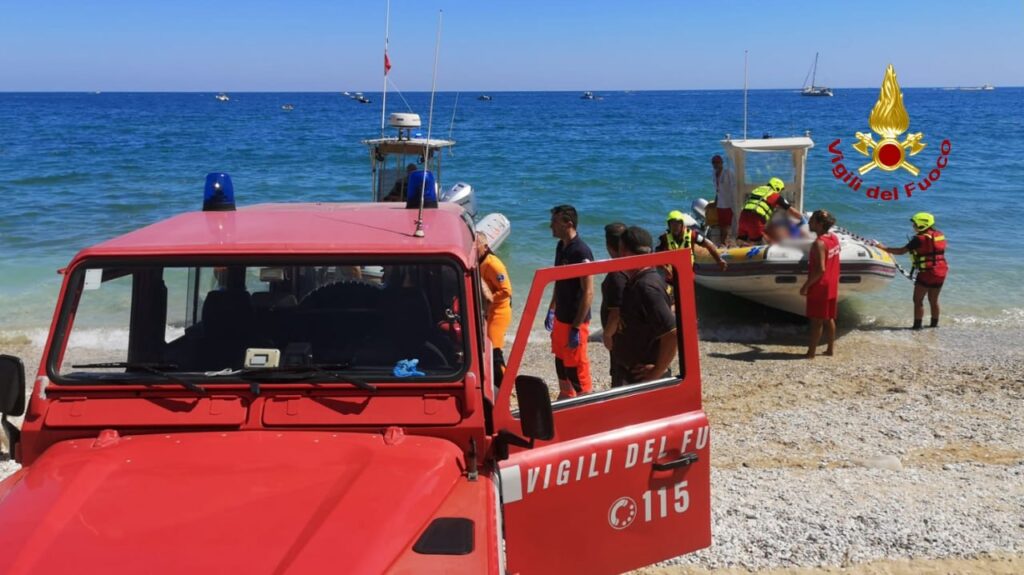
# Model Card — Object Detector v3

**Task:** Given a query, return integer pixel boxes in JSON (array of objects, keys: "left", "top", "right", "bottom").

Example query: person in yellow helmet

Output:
[
  {"left": 656, "top": 211, "right": 727, "bottom": 281},
  {"left": 736, "top": 177, "right": 804, "bottom": 244},
  {"left": 878, "top": 212, "right": 948, "bottom": 330}
]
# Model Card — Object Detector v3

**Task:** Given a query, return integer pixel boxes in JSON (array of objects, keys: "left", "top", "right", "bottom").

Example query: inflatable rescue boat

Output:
[{"left": 693, "top": 136, "right": 897, "bottom": 316}]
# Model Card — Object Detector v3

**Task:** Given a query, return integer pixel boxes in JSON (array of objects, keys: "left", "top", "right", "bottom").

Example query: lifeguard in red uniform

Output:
[
  {"left": 801, "top": 210, "right": 841, "bottom": 358},
  {"left": 879, "top": 212, "right": 948, "bottom": 330}
]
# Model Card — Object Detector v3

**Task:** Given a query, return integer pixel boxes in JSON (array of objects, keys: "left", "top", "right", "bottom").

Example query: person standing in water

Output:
[{"left": 878, "top": 212, "right": 948, "bottom": 330}]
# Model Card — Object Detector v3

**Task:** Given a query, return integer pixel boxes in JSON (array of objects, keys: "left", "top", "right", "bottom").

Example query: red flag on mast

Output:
[{"left": 384, "top": 53, "right": 391, "bottom": 75}]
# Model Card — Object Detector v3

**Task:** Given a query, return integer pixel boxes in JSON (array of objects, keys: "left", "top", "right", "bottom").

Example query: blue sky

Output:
[{"left": 1, "top": 1, "right": 1021, "bottom": 91}]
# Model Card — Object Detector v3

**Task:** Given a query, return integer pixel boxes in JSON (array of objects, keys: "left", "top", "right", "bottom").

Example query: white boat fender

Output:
[{"left": 475, "top": 213, "right": 511, "bottom": 252}]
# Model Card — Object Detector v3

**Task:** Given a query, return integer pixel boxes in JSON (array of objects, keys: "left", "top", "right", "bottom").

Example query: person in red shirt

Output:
[{"left": 800, "top": 210, "right": 841, "bottom": 358}]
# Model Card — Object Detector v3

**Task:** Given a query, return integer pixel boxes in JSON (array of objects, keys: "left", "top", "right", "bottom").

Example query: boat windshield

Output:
[
  {"left": 742, "top": 150, "right": 795, "bottom": 188},
  {"left": 51, "top": 259, "right": 467, "bottom": 383}
]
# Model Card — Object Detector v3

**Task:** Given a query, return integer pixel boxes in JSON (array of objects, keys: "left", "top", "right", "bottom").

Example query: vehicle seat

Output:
[
  {"left": 199, "top": 290, "right": 255, "bottom": 369},
  {"left": 353, "top": 287, "right": 453, "bottom": 369}
]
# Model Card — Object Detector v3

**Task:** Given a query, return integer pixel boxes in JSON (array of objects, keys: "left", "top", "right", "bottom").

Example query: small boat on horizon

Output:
[
  {"left": 477, "top": 95, "right": 493, "bottom": 101},
  {"left": 801, "top": 53, "right": 833, "bottom": 97},
  {"left": 947, "top": 84, "right": 995, "bottom": 91},
  {"left": 281, "top": 103, "right": 295, "bottom": 111},
  {"left": 215, "top": 93, "right": 230, "bottom": 102},
  {"left": 581, "top": 91, "right": 596, "bottom": 100}
]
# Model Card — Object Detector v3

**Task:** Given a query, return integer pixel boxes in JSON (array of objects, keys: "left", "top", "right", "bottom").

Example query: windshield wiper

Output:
[
  {"left": 70, "top": 362, "right": 206, "bottom": 393},
  {"left": 231, "top": 365, "right": 377, "bottom": 392}
]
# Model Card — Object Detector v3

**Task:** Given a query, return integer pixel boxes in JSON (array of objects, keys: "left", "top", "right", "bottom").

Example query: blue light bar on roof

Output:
[{"left": 203, "top": 173, "right": 236, "bottom": 211}]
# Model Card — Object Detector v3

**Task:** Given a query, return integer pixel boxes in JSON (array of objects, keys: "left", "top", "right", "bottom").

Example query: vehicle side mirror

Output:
[
  {"left": 515, "top": 375, "right": 554, "bottom": 441},
  {"left": 0, "top": 355, "right": 26, "bottom": 417}
]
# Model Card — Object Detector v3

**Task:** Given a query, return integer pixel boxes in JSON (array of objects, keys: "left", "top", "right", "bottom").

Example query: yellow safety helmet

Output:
[
  {"left": 768, "top": 177, "right": 785, "bottom": 192},
  {"left": 910, "top": 212, "right": 935, "bottom": 232},
  {"left": 667, "top": 210, "right": 686, "bottom": 223}
]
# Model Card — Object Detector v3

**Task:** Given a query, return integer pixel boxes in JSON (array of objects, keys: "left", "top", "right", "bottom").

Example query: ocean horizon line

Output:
[{"left": 1, "top": 86, "right": 1020, "bottom": 94}]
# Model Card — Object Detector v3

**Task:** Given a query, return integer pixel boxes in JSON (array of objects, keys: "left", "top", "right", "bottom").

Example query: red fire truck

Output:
[{"left": 0, "top": 178, "right": 710, "bottom": 574}]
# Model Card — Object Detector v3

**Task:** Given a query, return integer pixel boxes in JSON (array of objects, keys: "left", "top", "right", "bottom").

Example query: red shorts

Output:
[
  {"left": 806, "top": 288, "right": 837, "bottom": 319},
  {"left": 737, "top": 211, "right": 766, "bottom": 241},
  {"left": 915, "top": 270, "right": 946, "bottom": 288},
  {"left": 551, "top": 320, "right": 592, "bottom": 394},
  {"left": 716, "top": 207, "right": 734, "bottom": 228}
]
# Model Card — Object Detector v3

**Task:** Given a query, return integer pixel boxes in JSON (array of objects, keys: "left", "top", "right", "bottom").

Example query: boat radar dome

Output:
[
  {"left": 203, "top": 172, "right": 236, "bottom": 211},
  {"left": 389, "top": 113, "right": 422, "bottom": 129}
]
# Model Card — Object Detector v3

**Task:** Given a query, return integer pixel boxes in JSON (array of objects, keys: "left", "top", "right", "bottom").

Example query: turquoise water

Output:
[{"left": 1, "top": 90, "right": 1022, "bottom": 340}]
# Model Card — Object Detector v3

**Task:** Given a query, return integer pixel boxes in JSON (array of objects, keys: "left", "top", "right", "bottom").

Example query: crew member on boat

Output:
[
  {"left": 711, "top": 155, "right": 735, "bottom": 245},
  {"left": 383, "top": 163, "right": 417, "bottom": 202},
  {"left": 877, "top": 212, "right": 948, "bottom": 330},
  {"left": 656, "top": 211, "right": 727, "bottom": 280},
  {"left": 736, "top": 177, "right": 804, "bottom": 244}
]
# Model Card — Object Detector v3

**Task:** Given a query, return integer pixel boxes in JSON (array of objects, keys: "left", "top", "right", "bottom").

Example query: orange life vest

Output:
[{"left": 910, "top": 228, "right": 947, "bottom": 273}]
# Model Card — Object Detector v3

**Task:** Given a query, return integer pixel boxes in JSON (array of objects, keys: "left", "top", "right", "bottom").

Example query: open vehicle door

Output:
[{"left": 493, "top": 249, "right": 711, "bottom": 575}]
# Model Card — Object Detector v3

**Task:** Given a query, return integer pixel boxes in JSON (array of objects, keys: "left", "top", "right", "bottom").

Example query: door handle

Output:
[{"left": 652, "top": 452, "right": 699, "bottom": 471}]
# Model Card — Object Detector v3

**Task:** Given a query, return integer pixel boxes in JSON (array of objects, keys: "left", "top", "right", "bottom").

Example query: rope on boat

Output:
[{"left": 833, "top": 225, "right": 914, "bottom": 281}]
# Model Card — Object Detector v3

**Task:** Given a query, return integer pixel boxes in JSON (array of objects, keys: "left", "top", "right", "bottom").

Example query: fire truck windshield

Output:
[{"left": 50, "top": 259, "right": 467, "bottom": 384}]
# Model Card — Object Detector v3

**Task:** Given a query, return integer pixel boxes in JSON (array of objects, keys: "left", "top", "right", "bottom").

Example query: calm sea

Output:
[{"left": 1, "top": 89, "right": 1022, "bottom": 344}]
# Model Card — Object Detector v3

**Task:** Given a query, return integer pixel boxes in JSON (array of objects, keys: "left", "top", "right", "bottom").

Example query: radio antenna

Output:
[
  {"left": 743, "top": 49, "right": 749, "bottom": 141},
  {"left": 379, "top": 0, "right": 392, "bottom": 138},
  {"left": 448, "top": 91, "right": 460, "bottom": 147},
  {"left": 414, "top": 9, "right": 443, "bottom": 238}
]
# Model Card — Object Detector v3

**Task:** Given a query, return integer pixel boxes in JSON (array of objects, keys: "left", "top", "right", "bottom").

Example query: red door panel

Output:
[
  {"left": 500, "top": 411, "right": 710, "bottom": 575},
  {"left": 492, "top": 250, "right": 711, "bottom": 574}
]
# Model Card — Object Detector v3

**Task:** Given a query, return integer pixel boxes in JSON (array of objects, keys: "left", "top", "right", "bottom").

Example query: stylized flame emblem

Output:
[{"left": 853, "top": 64, "right": 926, "bottom": 175}]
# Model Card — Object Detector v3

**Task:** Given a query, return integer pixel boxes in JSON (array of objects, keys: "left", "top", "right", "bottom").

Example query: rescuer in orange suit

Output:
[
  {"left": 878, "top": 212, "right": 948, "bottom": 330},
  {"left": 475, "top": 232, "right": 512, "bottom": 350}
]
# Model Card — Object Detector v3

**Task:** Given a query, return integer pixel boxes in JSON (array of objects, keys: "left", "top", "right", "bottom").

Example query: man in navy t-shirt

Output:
[{"left": 545, "top": 204, "right": 594, "bottom": 399}]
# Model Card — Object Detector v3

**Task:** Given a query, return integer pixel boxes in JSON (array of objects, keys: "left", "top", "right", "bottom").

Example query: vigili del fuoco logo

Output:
[{"left": 829, "top": 64, "right": 951, "bottom": 201}]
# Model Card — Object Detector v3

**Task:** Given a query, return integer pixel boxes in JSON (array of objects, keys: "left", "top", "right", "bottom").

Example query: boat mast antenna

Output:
[
  {"left": 380, "top": 0, "right": 392, "bottom": 138},
  {"left": 743, "top": 49, "right": 749, "bottom": 141},
  {"left": 414, "top": 9, "right": 443, "bottom": 238},
  {"left": 448, "top": 91, "right": 460, "bottom": 148},
  {"left": 811, "top": 52, "right": 819, "bottom": 88}
]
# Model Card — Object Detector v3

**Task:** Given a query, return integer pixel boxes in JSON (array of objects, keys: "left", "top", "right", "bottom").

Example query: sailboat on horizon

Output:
[{"left": 801, "top": 52, "right": 833, "bottom": 97}]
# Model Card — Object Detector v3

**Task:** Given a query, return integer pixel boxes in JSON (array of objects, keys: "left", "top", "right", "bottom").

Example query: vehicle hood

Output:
[{"left": 0, "top": 430, "right": 467, "bottom": 574}]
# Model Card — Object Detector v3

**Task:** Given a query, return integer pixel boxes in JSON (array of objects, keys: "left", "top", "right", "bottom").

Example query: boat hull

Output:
[{"left": 693, "top": 236, "right": 897, "bottom": 316}]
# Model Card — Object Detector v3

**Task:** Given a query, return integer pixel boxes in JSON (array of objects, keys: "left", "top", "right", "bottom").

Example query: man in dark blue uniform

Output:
[
  {"left": 601, "top": 222, "right": 629, "bottom": 388},
  {"left": 545, "top": 205, "right": 594, "bottom": 399},
  {"left": 615, "top": 227, "right": 677, "bottom": 384}
]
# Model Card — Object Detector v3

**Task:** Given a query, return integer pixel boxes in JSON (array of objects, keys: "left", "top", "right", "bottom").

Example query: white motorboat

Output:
[
  {"left": 800, "top": 53, "right": 833, "bottom": 97},
  {"left": 691, "top": 136, "right": 898, "bottom": 316},
  {"left": 215, "top": 93, "right": 230, "bottom": 102},
  {"left": 363, "top": 112, "right": 510, "bottom": 250}
]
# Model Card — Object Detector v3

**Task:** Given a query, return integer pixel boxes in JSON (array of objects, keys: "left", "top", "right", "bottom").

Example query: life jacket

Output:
[
  {"left": 742, "top": 185, "right": 775, "bottom": 222},
  {"left": 665, "top": 229, "right": 695, "bottom": 264},
  {"left": 910, "top": 228, "right": 947, "bottom": 273}
]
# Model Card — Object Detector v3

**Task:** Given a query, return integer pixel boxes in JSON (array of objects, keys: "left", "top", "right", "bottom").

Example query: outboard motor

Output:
[
  {"left": 690, "top": 198, "right": 708, "bottom": 224},
  {"left": 441, "top": 182, "right": 478, "bottom": 219}
]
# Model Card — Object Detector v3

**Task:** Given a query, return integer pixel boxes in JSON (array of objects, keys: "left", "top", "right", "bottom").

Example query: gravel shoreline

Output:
[{"left": 2, "top": 322, "right": 1022, "bottom": 572}]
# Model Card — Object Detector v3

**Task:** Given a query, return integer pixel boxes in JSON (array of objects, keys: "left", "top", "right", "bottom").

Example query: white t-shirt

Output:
[{"left": 713, "top": 168, "right": 735, "bottom": 210}]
